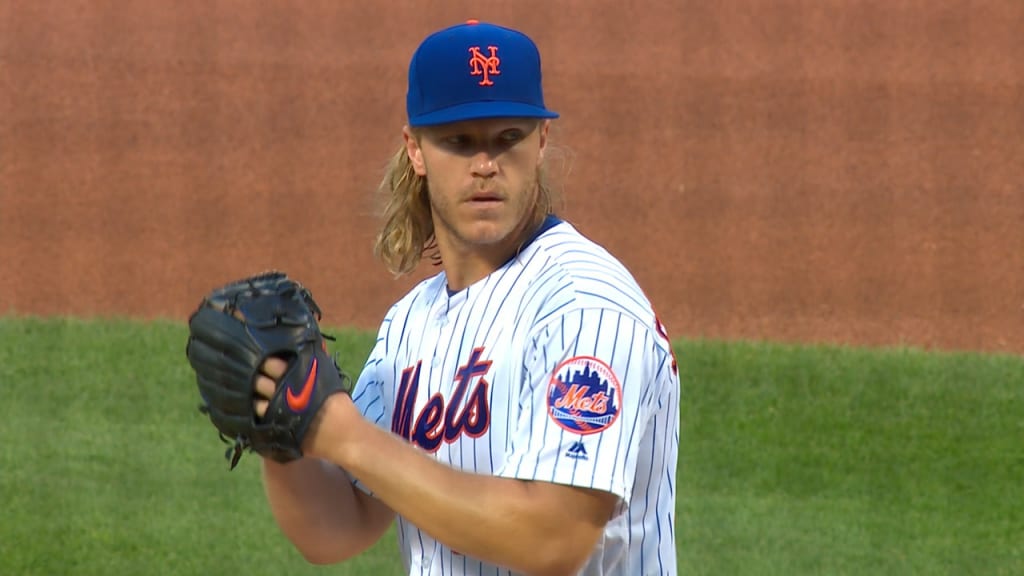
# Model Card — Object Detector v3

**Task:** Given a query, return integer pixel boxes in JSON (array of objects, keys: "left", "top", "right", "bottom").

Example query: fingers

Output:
[
  {"left": 253, "top": 357, "right": 289, "bottom": 419},
  {"left": 253, "top": 374, "right": 275, "bottom": 419},
  {"left": 262, "top": 356, "right": 288, "bottom": 379},
  {"left": 254, "top": 372, "right": 277, "bottom": 398}
]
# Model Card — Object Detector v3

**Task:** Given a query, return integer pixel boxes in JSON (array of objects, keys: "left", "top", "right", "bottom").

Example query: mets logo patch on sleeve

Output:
[{"left": 546, "top": 356, "right": 622, "bottom": 435}]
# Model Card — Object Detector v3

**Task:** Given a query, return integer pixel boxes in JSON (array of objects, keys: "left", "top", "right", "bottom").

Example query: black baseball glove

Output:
[{"left": 185, "top": 271, "right": 351, "bottom": 469}]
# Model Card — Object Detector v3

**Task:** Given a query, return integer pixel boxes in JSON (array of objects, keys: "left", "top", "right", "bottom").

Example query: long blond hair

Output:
[{"left": 373, "top": 130, "right": 568, "bottom": 276}]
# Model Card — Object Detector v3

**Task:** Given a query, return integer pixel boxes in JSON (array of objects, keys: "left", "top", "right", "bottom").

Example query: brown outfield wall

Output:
[{"left": 1, "top": 1, "right": 1021, "bottom": 353}]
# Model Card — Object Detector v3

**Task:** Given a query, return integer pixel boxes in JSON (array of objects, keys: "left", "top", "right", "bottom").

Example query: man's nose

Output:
[{"left": 471, "top": 152, "right": 498, "bottom": 177}]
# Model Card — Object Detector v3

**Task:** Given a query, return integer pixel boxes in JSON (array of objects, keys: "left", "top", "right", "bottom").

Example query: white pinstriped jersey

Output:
[{"left": 351, "top": 217, "right": 680, "bottom": 575}]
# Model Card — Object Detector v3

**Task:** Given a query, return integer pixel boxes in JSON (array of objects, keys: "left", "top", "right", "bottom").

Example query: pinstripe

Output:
[
  {"left": 393, "top": 290, "right": 421, "bottom": 356},
  {"left": 351, "top": 381, "right": 375, "bottom": 404},
  {"left": 574, "top": 288, "right": 649, "bottom": 316},
  {"left": 604, "top": 315, "right": 635, "bottom": 493},
  {"left": 465, "top": 260, "right": 525, "bottom": 474},
  {"left": 560, "top": 311, "right": 584, "bottom": 484},
  {"left": 447, "top": 286, "right": 473, "bottom": 472},
  {"left": 525, "top": 294, "right": 573, "bottom": 331},
  {"left": 612, "top": 327, "right": 645, "bottom": 495},
  {"left": 526, "top": 313, "right": 559, "bottom": 479},
  {"left": 548, "top": 425, "right": 566, "bottom": 483},
  {"left": 654, "top": 403, "right": 667, "bottom": 575},
  {"left": 639, "top": 413, "right": 658, "bottom": 575},
  {"left": 359, "top": 394, "right": 382, "bottom": 423},
  {"left": 570, "top": 309, "right": 605, "bottom": 487},
  {"left": 415, "top": 516, "right": 426, "bottom": 569}
]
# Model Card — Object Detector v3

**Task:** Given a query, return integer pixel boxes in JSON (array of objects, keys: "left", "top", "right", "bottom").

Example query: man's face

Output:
[{"left": 405, "top": 118, "right": 549, "bottom": 253}]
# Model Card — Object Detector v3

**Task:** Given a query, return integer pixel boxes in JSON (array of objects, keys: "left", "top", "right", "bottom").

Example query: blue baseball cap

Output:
[{"left": 406, "top": 20, "right": 559, "bottom": 127}]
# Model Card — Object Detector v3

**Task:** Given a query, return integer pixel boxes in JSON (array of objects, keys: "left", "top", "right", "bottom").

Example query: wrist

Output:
[{"left": 304, "top": 392, "right": 360, "bottom": 465}]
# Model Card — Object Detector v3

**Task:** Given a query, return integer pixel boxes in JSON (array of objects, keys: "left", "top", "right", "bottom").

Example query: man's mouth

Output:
[{"left": 469, "top": 192, "right": 502, "bottom": 202}]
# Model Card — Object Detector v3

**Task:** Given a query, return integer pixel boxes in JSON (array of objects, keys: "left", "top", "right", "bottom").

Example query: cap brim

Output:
[{"left": 409, "top": 101, "right": 559, "bottom": 127}]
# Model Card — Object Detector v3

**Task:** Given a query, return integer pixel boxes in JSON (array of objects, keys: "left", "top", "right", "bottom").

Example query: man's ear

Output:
[
  {"left": 537, "top": 120, "right": 550, "bottom": 165},
  {"left": 403, "top": 126, "right": 427, "bottom": 176}
]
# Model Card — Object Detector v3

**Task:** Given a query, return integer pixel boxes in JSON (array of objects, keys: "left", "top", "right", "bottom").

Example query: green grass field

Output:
[{"left": 1, "top": 316, "right": 1021, "bottom": 575}]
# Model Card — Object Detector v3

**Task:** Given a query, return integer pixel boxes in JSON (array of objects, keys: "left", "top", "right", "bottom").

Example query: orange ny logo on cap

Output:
[{"left": 468, "top": 46, "right": 500, "bottom": 86}]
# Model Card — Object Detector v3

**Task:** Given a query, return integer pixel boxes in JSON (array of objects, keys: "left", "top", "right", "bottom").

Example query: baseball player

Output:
[{"left": 228, "top": 20, "right": 679, "bottom": 575}]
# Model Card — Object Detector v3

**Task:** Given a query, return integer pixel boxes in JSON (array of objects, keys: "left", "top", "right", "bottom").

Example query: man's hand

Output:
[
  {"left": 185, "top": 271, "right": 353, "bottom": 469},
  {"left": 253, "top": 357, "right": 288, "bottom": 418}
]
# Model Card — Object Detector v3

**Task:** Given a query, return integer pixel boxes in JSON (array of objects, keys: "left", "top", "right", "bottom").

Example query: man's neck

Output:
[
  {"left": 439, "top": 219, "right": 543, "bottom": 293},
  {"left": 439, "top": 215, "right": 562, "bottom": 292},
  {"left": 440, "top": 238, "right": 521, "bottom": 292}
]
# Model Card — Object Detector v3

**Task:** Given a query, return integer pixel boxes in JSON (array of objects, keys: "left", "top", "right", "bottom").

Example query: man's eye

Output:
[
  {"left": 499, "top": 130, "right": 524, "bottom": 143},
  {"left": 444, "top": 135, "right": 470, "bottom": 147}
]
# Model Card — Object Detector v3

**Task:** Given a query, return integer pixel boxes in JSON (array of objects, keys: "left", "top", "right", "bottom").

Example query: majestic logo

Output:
[
  {"left": 547, "top": 356, "right": 622, "bottom": 435},
  {"left": 468, "top": 46, "right": 500, "bottom": 86},
  {"left": 391, "top": 347, "right": 492, "bottom": 452},
  {"left": 286, "top": 357, "right": 317, "bottom": 412},
  {"left": 566, "top": 440, "right": 589, "bottom": 460}
]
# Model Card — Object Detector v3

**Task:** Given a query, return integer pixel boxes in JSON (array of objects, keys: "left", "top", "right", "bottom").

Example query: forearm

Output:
[
  {"left": 348, "top": 437, "right": 535, "bottom": 561},
  {"left": 262, "top": 457, "right": 392, "bottom": 564},
  {"left": 316, "top": 410, "right": 606, "bottom": 574}
]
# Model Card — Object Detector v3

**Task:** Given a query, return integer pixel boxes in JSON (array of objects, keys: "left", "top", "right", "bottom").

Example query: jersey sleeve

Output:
[
  {"left": 350, "top": 336, "right": 388, "bottom": 428},
  {"left": 350, "top": 301, "right": 403, "bottom": 428},
  {"left": 494, "top": 308, "right": 667, "bottom": 505},
  {"left": 347, "top": 311, "right": 395, "bottom": 495}
]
